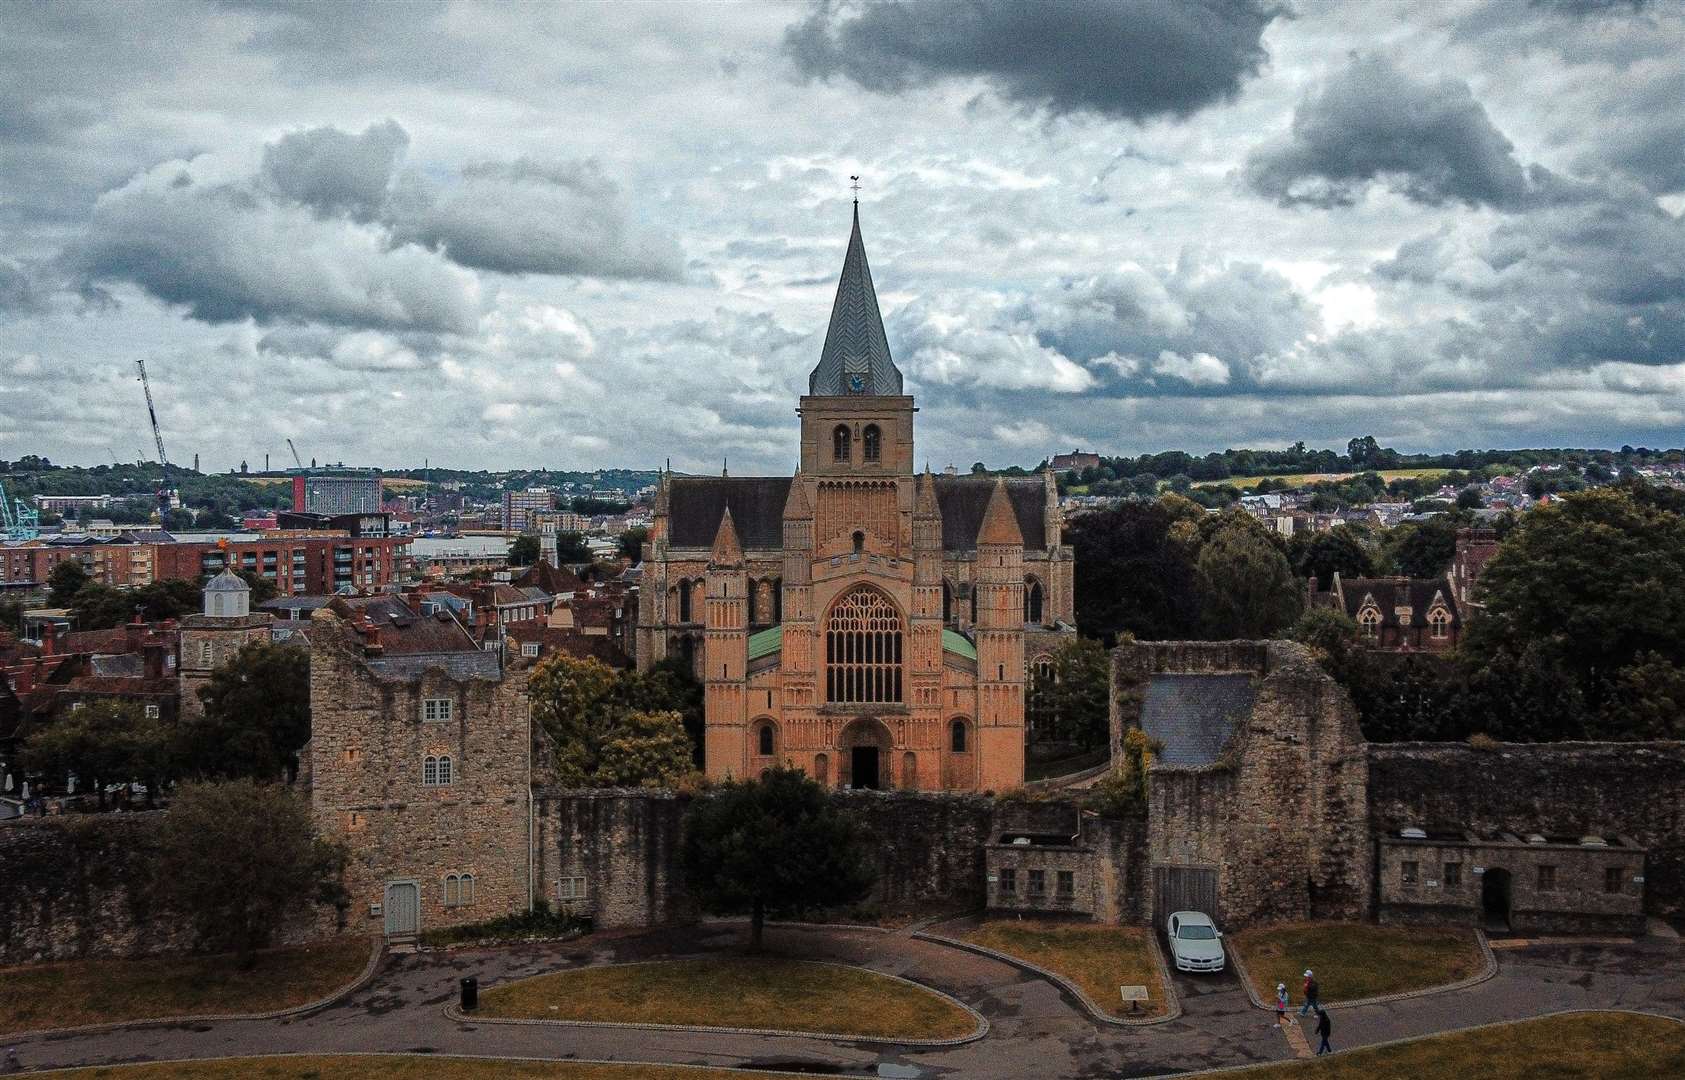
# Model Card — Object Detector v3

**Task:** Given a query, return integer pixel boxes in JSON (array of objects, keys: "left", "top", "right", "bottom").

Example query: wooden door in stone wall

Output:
[
  {"left": 384, "top": 881, "right": 420, "bottom": 937},
  {"left": 1153, "top": 865, "right": 1218, "bottom": 924}
]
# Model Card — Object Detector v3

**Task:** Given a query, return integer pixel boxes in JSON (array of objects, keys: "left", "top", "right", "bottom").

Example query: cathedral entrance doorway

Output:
[
  {"left": 840, "top": 718, "right": 892, "bottom": 790},
  {"left": 851, "top": 746, "right": 880, "bottom": 790}
]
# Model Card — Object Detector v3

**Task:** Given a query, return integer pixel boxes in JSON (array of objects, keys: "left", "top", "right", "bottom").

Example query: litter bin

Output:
[{"left": 459, "top": 976, "right": 478, "bottom": 1011}]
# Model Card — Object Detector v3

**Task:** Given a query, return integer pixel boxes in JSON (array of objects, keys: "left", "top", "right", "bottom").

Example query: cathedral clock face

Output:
[{"left": 848, "top": 374, "right": 865, "bottom": 393}]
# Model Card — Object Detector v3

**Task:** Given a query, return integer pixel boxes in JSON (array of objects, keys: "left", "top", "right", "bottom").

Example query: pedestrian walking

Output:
[
  {"left": 1298, "top": 969, "right": 1320, "bottom": 1015},
  {"left": 1315, "top": 1007, "right": 1333, "bottom": 1054},
  {"left": 1275, "top": 982, "right": 1289, "bottom": 1023}
]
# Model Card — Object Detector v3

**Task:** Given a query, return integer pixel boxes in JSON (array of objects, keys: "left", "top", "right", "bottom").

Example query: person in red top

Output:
[{"left": 1299, "top": 969, "right": 1320, "bottom": 1015}]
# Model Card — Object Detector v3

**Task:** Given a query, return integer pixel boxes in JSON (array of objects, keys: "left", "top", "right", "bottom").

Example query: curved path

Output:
[{"left": 7, "top": 926, "right": 1681, "bottom": 1079}]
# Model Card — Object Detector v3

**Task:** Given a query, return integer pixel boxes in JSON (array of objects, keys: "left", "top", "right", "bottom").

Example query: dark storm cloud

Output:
[
  {"left": 1246, "top": 55, "right": 1536, "bottom": 209},
  {"left": 260, "top": 120, "right": 409, "bottom": 221},
  {"left": 391, "top": 159, "right": 685, "bottom": 281},
  {"left": 783, "top": 0, "right": 1281, "bottom": 122}
]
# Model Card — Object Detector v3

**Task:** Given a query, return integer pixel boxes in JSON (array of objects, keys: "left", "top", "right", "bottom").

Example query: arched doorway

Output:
[
  {"left": 1481, "top": 867, "right": 1512, "bottom": 931},
  {"left": 839, "top": 718, "right": 892, "bottom": 790}
]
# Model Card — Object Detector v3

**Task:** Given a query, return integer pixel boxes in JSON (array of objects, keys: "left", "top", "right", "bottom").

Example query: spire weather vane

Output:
[{"left": 850, "top": 174, "right": 860, "bottom": 201}]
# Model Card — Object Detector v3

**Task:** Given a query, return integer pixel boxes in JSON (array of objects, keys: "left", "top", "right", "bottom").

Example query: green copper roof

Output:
[
  {"left": 747, "top": 624, "right": 782, "bottom": 661},
  {"left": 942, "top": 628, "right": 977, "bottom": 660}
]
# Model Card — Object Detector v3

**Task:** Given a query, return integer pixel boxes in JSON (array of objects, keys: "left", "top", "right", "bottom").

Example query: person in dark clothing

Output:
[
  {"left": 1315, "top": 1007, "right": 1332, "bottom": 1054},
  {"left": 1299, "top": 969, "right": 1320, "bottom": 1015}
]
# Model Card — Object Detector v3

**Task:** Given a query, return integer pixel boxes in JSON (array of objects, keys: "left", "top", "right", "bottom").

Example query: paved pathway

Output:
[{"left": 7, "top": 927, "right": 1681, "bottom": 1078}]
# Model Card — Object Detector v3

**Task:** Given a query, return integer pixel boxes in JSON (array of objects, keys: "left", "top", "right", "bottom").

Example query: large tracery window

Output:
[{"left": 825, "top": 587, "right": 904, "bottom": 704}]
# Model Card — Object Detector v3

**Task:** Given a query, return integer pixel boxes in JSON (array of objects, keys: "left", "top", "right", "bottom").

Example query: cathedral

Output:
[{"left": 637, "top": 206, "right": 1074, "bottom": 792}]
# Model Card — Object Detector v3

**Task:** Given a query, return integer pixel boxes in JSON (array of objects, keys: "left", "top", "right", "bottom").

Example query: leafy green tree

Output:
[
  {"left": 681, "top": 766, "right": 874, "bottom": 949},
  {"left": 0, "top": 597, "right": 22, "bottom": 634},
  {"left": 530, "top": 653, "right": 696, "bottom": 786},
  {"left": 1048, "top": 637, "right": 1111, "bottom": 750},
  {"left": 618, "top": 526, "right": 648, "bottom": 562},
  {"left": 1456, "top": 486, "right": 1484, "bottom": 510},
  {"left": 21, "top": 701, "right": 173, "bottom": 808},
  {"left": 234, "top": 570, "right": 278, "bottom": 604},
  {"left": 154, "top": 781, "right": 347, "bottom": 968},
  {"left": 47, "top": 560, "right": 89, "bottom": 607},
  {"left": 1083, "top": 729, "right": 1160, "bottom": 819},
  {"left": 614, "top": 655, "right": 705, "bottom": 767},
  {"left": 595, "top": 710, "right": 695, "bottom": 787},
  {"left": 554, "top": 530, "right": 592, "bottom": 564},
  {"left": 1592, "top": 653, "right": 1685, "bottom": 740},
  {"left": 182, "top": 642, "right": 311, "bottom": 781},
  {"left": 1067, "top": 500, "right": 1201, "bottom": 643},
  {"left": 1196, "top": 520, "right": 1303, "bottom": 638},
  {"left": 1381, "top": 517, "right": 1461, "bottom": 578},
  {"left": 508, "top": 534, "right": 539, "bottom": 566},
  {"left": 69, "top": 579, "right": 201, "bottom": 630},
  {"left": 1292, "top": 525, "right": 1374, "bottom": 589}
]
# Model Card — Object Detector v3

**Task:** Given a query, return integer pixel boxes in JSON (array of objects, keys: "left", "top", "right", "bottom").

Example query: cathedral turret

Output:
[
  {"left": 974, "top": 479, "right": 1025, "bottom": 788},
  {"left": 705, "top": 507, "right": 749, "bottom": 777}
]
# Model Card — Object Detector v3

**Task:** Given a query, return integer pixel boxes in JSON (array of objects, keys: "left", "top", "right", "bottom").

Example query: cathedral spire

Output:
[
  {"left": 808, "top": 202, "right": 902, "bottom": 397},
  {"left": 710, "top": 506, "right": 744, "bottom": 566},
  {"left": 977, "top": 477, "right": 1024, "bottom": 547}
]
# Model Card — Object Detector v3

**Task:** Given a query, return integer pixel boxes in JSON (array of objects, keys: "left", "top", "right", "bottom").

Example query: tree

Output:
[
  {"left": 618, "top": 526, "right": 649, "bottom": 563},
  {"left": 1067, "top": 501, "right": 1201, "bottom": 643},
  {"left": 554, "top": 531, "right": 592, "bottom": 564},
  {"left": 154, "top": 781, "right": 347, "bottom": 968},
  {"left": 1381, "top": 517, "right": 1461, "bottom": 578},
  {"left": 21, "top": 700, "right": 172, "bottom": 808},
  {"left": 1196, "top": 520, "right": 1303, "bottom": 638},
  {"left": 69, "top": 579, "right": 201, "bottom": 630},
  {"left": 1292, "top": 525, "right": 1374, "bottom": 589},
  {"left": 682, "top": 766, "right": 875, "bottom": 949},
  {"left": 508, "top": 534, "right": 540, "bottom": 566},
  {"left": 0, "top": 597, "right": 22, "bottom": 634},
  {"left": 1083, "top": 729, "right": 1159, "bottom": 819},
  {"left": 47, "top": 560, "right": 89, "bottom": 607},
  {"left": 529, "top": 653, "right": 696, "bottom": 786},
  {"left": 1456, "top": 486, "right": 1484, "bottom": 510},
  {"left": 234, "top": 570, "right": 278, "bottom": 604},
  {"left": 1048, "top": 638, "right": 1110, "bottom": 749},
  {"left": 182, "top": 642, "right": 311, "bottom": 781}
]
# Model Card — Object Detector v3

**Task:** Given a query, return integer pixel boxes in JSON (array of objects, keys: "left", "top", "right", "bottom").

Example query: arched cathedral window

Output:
[
  {"left": 825, "top": 586, "right": 903, "bottom": 704},
  {"left": 863, "top": 424, "right": 881, "bottom": 463},
  {"left": 833, "top": 425, "right": 851, "bottom": 463},
  {"left": 1025, "top": 579, "right": 1044, "bottom": 624}
]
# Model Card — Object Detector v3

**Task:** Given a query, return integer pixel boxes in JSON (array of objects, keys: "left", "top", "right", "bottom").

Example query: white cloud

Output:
[{"left": 1151, "top": 350, "right": 1231, "bottom": 386}]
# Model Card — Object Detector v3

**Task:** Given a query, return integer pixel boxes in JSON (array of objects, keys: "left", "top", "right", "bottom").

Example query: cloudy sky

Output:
[{"left": 3, "top": 0, "right": 1683, "bottom": 475}]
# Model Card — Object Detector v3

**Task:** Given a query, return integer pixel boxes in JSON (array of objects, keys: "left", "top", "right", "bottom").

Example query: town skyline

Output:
[{"left": 4, "top": 2, "right": 1683, "bottom": 474}]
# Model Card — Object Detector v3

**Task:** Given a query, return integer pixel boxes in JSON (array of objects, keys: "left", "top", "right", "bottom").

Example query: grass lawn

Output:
[
  {"left": 0, "top": 937, "right": 370, "bottom": 1034},
  {"left": 477, "top": 955, "right": 975, "bottom": 1039},
  {"left": 1232, "top": 922, "right": 1483, "bottom": 1004},
  {"left": 1211, "top": 1012, "right": 1685, "bottom": 1079},
  {"left": 1193, "top": 467, "right": 1451, "bottom": 490},
  {"left": 959, "top": 919, "right": 1168, "bottom": 1018},
  {"left": 44, "top": 1058, "right": 785, "bottom": 1079}
]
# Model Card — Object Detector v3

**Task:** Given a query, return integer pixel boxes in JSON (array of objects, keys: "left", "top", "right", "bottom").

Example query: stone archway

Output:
[{"left": 839, "top": 718, "right": 893, "bottom": 790}]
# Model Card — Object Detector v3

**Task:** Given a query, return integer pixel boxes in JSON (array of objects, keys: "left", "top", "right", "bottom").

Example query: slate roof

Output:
[
  {"left": 1139, "top": 674, "right": 1256, "bottom": 767},
  {"left": 506, "top": 626, "right": 632, "bottom": 670},
  {"left": 932, "top": 476, "right": 1048, "bottom": 551},
  {"left": 330, "top": 595, "right": 480, "bottom": 655},
  {"left": 809, "top": 205, "right": 902, "bottom": 397},
  {"left": 204, "top": 568, "right": 249, "bottom": 593},
  {"left": 667, "top": 473, "right": 1051, "bottom": 553},
  {"left": 366, "top": 651, "right": 501, "bottom": 681},
  {"left": 667, "top": 476, "right": 793, "bottom": 549}
]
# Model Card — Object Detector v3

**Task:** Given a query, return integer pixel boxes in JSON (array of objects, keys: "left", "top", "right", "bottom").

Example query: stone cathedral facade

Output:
[{"left": 637, "top": 208, "right": 1074, "bottom": 792}]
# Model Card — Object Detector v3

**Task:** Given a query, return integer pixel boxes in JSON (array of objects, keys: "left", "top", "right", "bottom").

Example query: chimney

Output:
[
  {"left": 143, "top": 641, "right": 165, "bottom": 680},
  {"left": 41, "top": 621, "right": 57, "bottom": 657},
  {"left": 125, "top": 612, "right": 146, "bottom": 654}
]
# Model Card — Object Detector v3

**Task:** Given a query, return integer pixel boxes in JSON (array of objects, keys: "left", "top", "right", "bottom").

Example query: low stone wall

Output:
[
  {"left": 1368, "top": 742, "right": 1685, "bottom": 917},
  {"left": 0, "top": 814, "right": 193, "bottom": 965}
]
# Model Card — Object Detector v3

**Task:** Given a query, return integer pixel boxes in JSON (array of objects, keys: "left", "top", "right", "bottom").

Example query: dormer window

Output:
[
  {"left": 1357, "top": 606, "right": 1381, "bottom": 638},
  {"left": 1428, "top": 607, "right": 1451, "bottom": 639}
]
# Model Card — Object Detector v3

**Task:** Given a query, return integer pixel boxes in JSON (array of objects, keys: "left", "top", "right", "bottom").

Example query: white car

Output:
[{"left": 1166, "top": 910, "right": 1226, "bottom": 973}]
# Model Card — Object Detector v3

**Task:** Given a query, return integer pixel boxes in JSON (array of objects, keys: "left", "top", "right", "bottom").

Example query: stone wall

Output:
[
  {"left": 1368, "top": 742, "right": 1685, "bottom": 917},
  {"left": 0, "top": 814, "right": 194, "bottom": 965},
  {"left": 1128, "top": 640, "right": 1371, "bottom": 929},
  {"left": 534, "top": 789, "right": 695, "bottom": 928}
]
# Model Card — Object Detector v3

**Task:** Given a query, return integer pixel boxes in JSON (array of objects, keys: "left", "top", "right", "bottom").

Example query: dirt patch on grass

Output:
[
  {"left": 958, "top": 919, "right": 1168, "bottom": 1018},
  {"left": 1209, "top": 1012, "right": 1685, "bottom": 1079},
  {"left": 478, "top": 955, "right": 975, "bottom": 1040},
  {"left": 1233, "top": 921, "right": 1483, "bottom": 1003},
  {"left": 43, "top": 1057, "right": 786, "bottom": 1079},
  {"left": 0, "top": 936, "right": 370, "bottom": 1034}
]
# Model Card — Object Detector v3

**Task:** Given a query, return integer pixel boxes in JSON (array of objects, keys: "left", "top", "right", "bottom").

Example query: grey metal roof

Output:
[
  {"left": 204, "top": 568, "right": 249, "bottom": 592},
  {"left": 1140, "top": 674, "right": 1256, "bottom": 767},
  {"left": 809, "top": 205, "right": 902, "bottom": 397}
]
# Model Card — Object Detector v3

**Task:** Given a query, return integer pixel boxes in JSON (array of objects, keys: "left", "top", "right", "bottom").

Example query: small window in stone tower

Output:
[
  {"left": 422, "top": 698, "right": 453, "bottom": 723},
  {"left": 951, "top": 719, "right": 967, "bottom": 753},
  {"left": 833, "top": 424, "right": 851, "bottom": 462},
  {"left": 852, "top": 530, "right": 865, "bottom": 555},
  {"left": 758, "top": 723, "right": 775, "bottom": 756},
  {"left": 863, "top": 424, "right": 881, "bottom": 463}
]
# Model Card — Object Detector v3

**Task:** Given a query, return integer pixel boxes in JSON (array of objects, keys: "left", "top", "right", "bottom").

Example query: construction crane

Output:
[
  {"left": 135, "top": 359, "right": 173, "bottom": 521},
  {"left": 287, "top": 438, "right": 304, "bottom": 470},
  {"left": 0, "top": 481, "right": 41, "bottom": 541}
]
